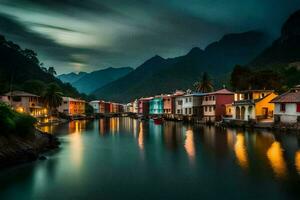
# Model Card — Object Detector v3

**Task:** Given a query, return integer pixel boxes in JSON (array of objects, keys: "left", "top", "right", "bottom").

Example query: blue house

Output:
[{"left": 149, "top": 97, "right": 164, "bottom": 115}]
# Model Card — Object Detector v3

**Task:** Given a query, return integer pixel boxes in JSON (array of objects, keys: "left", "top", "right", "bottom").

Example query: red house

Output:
[
  {"left": 202, "top": 89, "right": 234, "bottom": 122},
  {"left": 138, "top": 97, "right": 153, "bottom": 116}
]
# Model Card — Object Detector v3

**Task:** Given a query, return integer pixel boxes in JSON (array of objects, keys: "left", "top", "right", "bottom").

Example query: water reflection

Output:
[
  {"left": 184, "top": 129, "right": 195, "bottom": 161},
  {"left": 267, "top": 141, "right": 287, "bottom": 178},
  {"left": 40, "top": 117, "right": 300, "bottom": 181},
  {"left": 234, "top": 133, "right": 249, "bottom": 169}
]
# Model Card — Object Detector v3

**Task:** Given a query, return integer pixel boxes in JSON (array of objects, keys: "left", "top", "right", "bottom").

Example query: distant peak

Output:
[{"left": 187, "top": 47, "right": 204, "bottom": 56}]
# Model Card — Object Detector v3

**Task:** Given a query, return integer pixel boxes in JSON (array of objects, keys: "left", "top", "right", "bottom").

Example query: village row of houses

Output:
[
  {"left": 121, "top": 85, "right": 300, "bottom": 125},
  {"left": 0, "top": 91, "right": 86, "bottom": 118},
  {"left": 2, "top": 85, "right": 300, "bottom": 125}
]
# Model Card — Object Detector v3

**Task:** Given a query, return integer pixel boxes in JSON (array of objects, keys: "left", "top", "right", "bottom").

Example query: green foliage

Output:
[
  {"left": 22, "top": 80, "right": 46, "bottom": 95},
  {"left": 230, "top": 65, "right": 284, "bottom": 92},
  {"left": 85, "top": 103, "right": 94, "bottom": 115},
  {"left": 0, "top": 103, "right": 36, "bottom": 136},
  {"left": 43, "top": 83, "right": 63, "bottom": 115},
  {"left": 194, "top": 72, "right": 214, "bottom": 93}
]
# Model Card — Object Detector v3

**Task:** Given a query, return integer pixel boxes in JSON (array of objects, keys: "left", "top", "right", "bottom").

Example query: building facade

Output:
[
  {"left": 138, "top": 97, "right": 152, "bottom": 116},
  {"left": 1, "top": 91, "right": 48, "bottom": 117},
  {"left": 202, "top": 89, "right": 234, "bottom": 122},
  {"left": 232, "top": 90, "right": 277, "bottom": 121},
  {"left": 175, "top": 93, "right": 204, "bottom": 117},
  {"left": 58, "top": 97, "right": 85, "bottom": 116},
  {"left": 150, "top": 96, "right": 164, "bottom": 115},
  {"left": 271, "top": 86, "right": 300, "bottom": 124}
]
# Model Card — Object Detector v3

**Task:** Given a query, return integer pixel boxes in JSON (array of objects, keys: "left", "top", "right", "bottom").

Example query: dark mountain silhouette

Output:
[
  {"left": 58, "top": 72, "right": 87, "bottom": 84},
  {"left": 93, "top": 31, "right": 270, "bottom": 103},
  {"left": 250, "top": 9, "right": 300, "bottom": 68},
  {"left": 0, "top": 35, "right": 81, "bottom": 97},
  {"left": 70, "top": 67, "right": 133, "bottom": 94}
]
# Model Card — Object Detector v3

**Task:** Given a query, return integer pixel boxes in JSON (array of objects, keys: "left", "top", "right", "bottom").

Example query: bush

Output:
[{"left": 0, "top": 102, "right": 36, "bottom": 136}]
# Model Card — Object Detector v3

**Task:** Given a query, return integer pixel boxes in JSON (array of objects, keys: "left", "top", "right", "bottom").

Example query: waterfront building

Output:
[
  {"left": 150, "top": 96, "right": 164, "bottom": 115},
  {"left": 176, "top": 92, "right": 205, "bottom": 117},
  {"left": 0, "top": 91, "right": 48, "bottom": 117},
  {"left": 163, "top": 94, "right": 172, "bottom": 115},
  {"left": 89, "top": 100, "right": 100, "bottom": 114},
  {"left": 202, "top": 89, "right": 234, "bottom": 122},
  {"left": 125, "top": 102, "right": 133, "bottom": 113},
  {"left": 271, "top": 86, "right": 300, "bottom": 124},
  {"left": 138, "top": 97, "right": 153, "bottom": 116},
  {"left": 232, "top": 90, "right": 277, "bottom": 121},
  {"left": 132, "top": 99, "right": 139, "bottom": 113},
  {"left": 58, "top": 97, "right": 85, "bottom": 116}
]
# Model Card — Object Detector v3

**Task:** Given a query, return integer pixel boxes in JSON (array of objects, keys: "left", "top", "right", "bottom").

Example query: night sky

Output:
[{"left": 0, "top": 0, "right": 299, "bottom": 74}]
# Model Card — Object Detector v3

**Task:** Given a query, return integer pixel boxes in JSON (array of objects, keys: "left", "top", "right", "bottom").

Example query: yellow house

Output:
[
  {"left": 232, "top": 90, "right": 277, "bottom": 121},
  {"left": 57, "top": 97, "right": 85, "bottom": 116}
]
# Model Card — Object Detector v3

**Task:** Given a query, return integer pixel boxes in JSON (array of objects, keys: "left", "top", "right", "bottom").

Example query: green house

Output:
[{"left": 149, "top": 97, "right": 164, "bottom": 115}]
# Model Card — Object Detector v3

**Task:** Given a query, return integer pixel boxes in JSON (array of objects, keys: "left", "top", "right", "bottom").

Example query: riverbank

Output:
[{"left": 0, "top": 130, "right": 60, "bottom": 169}]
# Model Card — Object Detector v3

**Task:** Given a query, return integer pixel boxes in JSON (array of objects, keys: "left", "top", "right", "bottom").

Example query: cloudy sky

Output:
[{"left": 0, "top": 0, "right": 299, "bottom": 74}]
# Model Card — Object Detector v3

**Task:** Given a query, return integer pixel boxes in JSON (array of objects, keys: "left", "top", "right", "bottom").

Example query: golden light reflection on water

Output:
[
  {"left": 69, "top": 121, "right": 84, "bottom": 169},
  {"left": 138, "top": 122, "right": 144, "bottom": 150},
  {"left": 185, "top": 129, "right": 195, "bottom": 161},
  {"left": 267, "top": 141, "right": 287, "bottom": 178},
  {"left": 234, "top": 134, "right": 249, "bottom": 169},
  {"left": 295, "top": 151, "right": 300, "bottom": 175}
]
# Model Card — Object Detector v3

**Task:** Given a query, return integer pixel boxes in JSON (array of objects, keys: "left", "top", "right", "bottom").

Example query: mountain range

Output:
[
  {"left": 92, "top": 30, "right": 270, "bottom": 102},
  {"left": 58, "top": 67, "right": 133, "bottom": 94}
]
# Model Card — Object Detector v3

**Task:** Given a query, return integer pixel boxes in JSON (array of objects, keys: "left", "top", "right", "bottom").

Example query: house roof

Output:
[
  {"left": 270, "top": 91, "right": 300, "bottom": 103},
  {"left": 234, "top": 93, "right": 274, "bottom": 105},
  {"left": 63, "top": 97, "right": 85, "bottom": 102},
  {"left": 235, "top": 89, "right": 274, "bottom": 93},
  {"left": 184, "top": 92, "right": 207, "bottom": 97},
  {"left": 4, "top": 91, "right": 39, "bottom": 97},
  {"left": 206, "top": 89, "right": 234, "bottom": 95}
]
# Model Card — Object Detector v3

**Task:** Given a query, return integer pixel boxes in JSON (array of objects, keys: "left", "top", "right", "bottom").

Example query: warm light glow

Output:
[
  {"left": 267, "top": 142, "right": 287, "bottom": 178},
  {"left": 184, "top": 129, "right": 195, "bottom": 161},
  {"left": 295, "top": 151, "right": 300, "bottom": 175},
  {"left": 234, "top": 134, "right": 249, "bottom": 169},
  {"left": 138, "top": 122, "right": 144, "bottom": 150},
  {"left": 16, "top": 107, "right": 24, "bottom": 113}
]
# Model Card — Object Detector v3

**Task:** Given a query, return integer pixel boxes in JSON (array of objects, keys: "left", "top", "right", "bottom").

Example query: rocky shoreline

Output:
[{"left": 0, "top": 130, "right": 60, "bottom": 169}]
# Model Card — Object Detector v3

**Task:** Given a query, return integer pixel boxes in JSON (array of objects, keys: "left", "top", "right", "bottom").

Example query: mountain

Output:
[
  {"left": 250, "top": 9, "right": 300, "bottom": 68},
  {"left": 0, "top": 35, "right": 81, "bottom": 98},
  {"left": 93, "top": 31, "right": 270, "bottom": 103},
  {"left": 66, "top": 67, "right": 133, "bottom": 94},
  {"left": 58, "top": 72, "right": 87, "bottom": 84}
]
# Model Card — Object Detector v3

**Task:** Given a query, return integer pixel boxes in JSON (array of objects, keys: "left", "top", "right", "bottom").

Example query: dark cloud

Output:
[{"left": 0, "top": 0, "right": 299, "bottom": 74}]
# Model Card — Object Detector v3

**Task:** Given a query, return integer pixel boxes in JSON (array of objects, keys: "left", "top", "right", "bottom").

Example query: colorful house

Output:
[
  {"left": 138, "top": 97, "right": 153, "bottom": 116},
  {"left": 1, "top": 91, "right": 48, "bottom": 117},
  {"left": 89, "top": 100, "right": 100, "bottom": 113},
  {"left": 58, "top": 97, "right": 85, "bottom": 116},
  {"left": 150, "top": 96, "right": 164, "bottom": 115},
  {"left": 271, "top": 86, "right": 300, "bottom": 124},
  {"left": 175, "top": 92, "right": 205, "bottom": 117},
  {"left": 202, "top": 89, "right": 234, "bottom": 122},
  {"left": 232, "top": 90, "right": 277, "bottom": 121},
  {"left": 163, "top": 94, "right": 172, "bottom": 115}
]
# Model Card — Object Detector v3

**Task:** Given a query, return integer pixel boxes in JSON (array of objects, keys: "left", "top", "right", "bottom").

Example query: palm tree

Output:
[
  {"left": 43, "top": 83, "right": 63, "bottom": 118},
  {"left": 194, "top": 72, "right": 214, "bottom": 93}
]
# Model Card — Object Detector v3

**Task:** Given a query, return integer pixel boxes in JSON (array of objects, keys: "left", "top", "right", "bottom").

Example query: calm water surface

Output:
[{"left": 1, "top": 117, "right": 300, "bottom": 199}]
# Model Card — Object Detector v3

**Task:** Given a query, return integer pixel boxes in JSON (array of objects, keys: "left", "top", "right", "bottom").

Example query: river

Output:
[{"left": 1, "top": 117, "right": 300, "bottom": 199}]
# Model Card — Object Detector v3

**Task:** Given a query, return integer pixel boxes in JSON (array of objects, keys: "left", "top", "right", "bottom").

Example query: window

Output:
[
  {"left": 280, "top": 103, "right": 286, "bottom": 112},
  {"left": 209, "top": 106, "right": 212, "bottom": 112},
  {"left": 189, "top": 108, "right": 192, "bottom": 114},
  {"left": 177, "top": 109, "right": 180, "bottom": 114},
  {"left": 297, "top": 104, "right": 300, "bottom": 113},
  {"left": 189, "top": 97, "right": 192, "bottom": 102},
  {"left": 185, "top": 108, "right": 188, "bottom": 114},
  {"left": 186, "top": 98, "right": 188, "bottom": 102},
  {"left": 205, "top": 106, "right": 207, "bottom": 112},
  {"left": 205, "top": 96, "right": 208, "bottom": 101},
  {"left": 212, "top": 96, "right": 215, "bottom": 100}
]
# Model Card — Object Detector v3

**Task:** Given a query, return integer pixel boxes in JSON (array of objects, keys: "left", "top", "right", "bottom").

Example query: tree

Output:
[
  {"left": 230, "top": 65, "right": 252, "bottom": 90},
  {"left": 47, "top": 67, "right": 57, "bottom": 76},
  {"left": 43, "top": 83, "right": 63, "bottom": 117},
  {"left": 22, "top": 80, "right": 46, "bottom": 95},
  {"left": 194, "top": 72, "right": 214, "bottom": 93}
]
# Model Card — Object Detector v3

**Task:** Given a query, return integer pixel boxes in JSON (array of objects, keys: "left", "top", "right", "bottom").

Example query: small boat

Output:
[{"left": 153, "top": 117, "right": 163, "bottom": 125}]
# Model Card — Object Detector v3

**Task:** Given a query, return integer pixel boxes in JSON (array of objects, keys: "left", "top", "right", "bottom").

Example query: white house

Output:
[
  {"left": 89, "top": 100, "right": 100, "bottom": 113},
  {"left": 132, "top": 99, "right": 139, "bottom": 113},
  {"left": 0, "top": 91, "right": 48, "bottom": 117},
  {"left": 271, "top": 86, "right": 300, "bottom": 124},
  {"left": 175, "top": 92, "right": 204, "bottom": 116}
]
